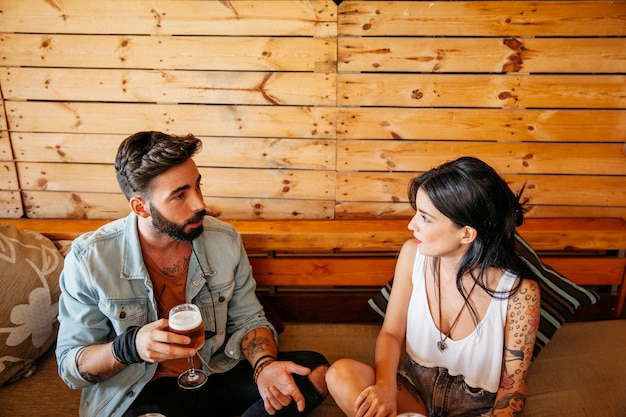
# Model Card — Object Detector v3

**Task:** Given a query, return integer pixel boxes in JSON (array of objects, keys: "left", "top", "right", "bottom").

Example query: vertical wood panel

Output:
[
  {"left": 0, "top": 131, "right": 12, "bottom": 161},
  {"left": 0, "top": 160, "right": 19, "bottom": 190},
  {"left": 0, "top": 191, "right": 23, "bottom": 217}
]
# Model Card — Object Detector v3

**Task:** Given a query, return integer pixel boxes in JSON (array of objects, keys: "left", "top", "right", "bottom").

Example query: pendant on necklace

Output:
[{"left": 437, "top": 339, "right": 447, "bottom": 352}]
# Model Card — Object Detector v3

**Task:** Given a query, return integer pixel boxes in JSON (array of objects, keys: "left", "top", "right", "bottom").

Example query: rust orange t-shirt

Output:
[{"left": 143, "top": 254, "right": 202, "bottom": 380}]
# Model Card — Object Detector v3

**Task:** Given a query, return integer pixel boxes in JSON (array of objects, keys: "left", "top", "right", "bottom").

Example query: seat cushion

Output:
[{"left": 0, "top": 224, "right": 65, "bottom": 387}]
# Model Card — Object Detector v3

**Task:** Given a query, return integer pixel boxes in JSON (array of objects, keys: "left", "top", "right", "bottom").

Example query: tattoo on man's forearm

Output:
[
  {"left": 242, "top": 329, "right": 272, "bottom": 358},
  {"left": 79, "top": 369, "right": 103, "bottom": 383},
  {"left": 76, "top": 350, "right": 104, "bottom": 383}
]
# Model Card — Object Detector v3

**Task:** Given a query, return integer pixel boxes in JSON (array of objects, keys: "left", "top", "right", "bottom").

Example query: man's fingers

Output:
[
  {"left": 135, "top": 320, "right": 197, "bottom": 363},
  {"left": 258, "top": 361, "right": 310, "bottom": 413},
  {"left": 285, "top": 363, "right": 311, "bottom": 377},
  {"left": 266, "top": 384, "right": 306, "bottom": 412},
  {"left": 294, "top": 392, "right": 306, "bottom": 412},
  {"left": 262, "top": 397, "right": 276, "bottom": 416},
  {"left": 263, "top": 393, "right": 280, "bottom": 415},
  {"left": 268, "top": 386, "right": 292, "bottom": 407}
]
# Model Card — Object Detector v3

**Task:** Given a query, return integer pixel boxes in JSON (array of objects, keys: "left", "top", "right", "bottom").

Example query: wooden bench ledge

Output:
[{"left": 2, "top": 217, "right": 625, "bottom": 320}]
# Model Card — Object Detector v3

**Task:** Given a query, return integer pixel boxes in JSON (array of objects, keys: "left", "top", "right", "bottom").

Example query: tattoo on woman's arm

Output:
[
  {"left": 494, "top": 283, "right": 539, "bottom": 416},
  {"left": 492, "top": 391, "right": 526, "bottom": 417},
  {"left": 507, "top": 283, "right": 540, "bottom": 363}
]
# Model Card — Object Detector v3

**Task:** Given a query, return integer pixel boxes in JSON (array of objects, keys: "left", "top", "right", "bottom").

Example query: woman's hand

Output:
[{"left": 354, "top": 384, "right": 397, "bottom": 417}]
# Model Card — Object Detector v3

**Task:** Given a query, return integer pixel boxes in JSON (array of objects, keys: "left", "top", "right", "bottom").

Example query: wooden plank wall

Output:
[
  {"left": 335, "top": 0, "right": 626, "bottom": 219},
  {"left": 0, "top": 0, "right": 338, "bottom": 219},
  {"left": 0, "top": 1, "right": 624, "bottom": 221}
]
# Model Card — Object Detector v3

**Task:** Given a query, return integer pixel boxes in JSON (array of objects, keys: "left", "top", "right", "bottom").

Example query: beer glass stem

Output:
[
  {"left": 178, "top": 352, "right": 207, "bottom": 389},
  {"left": 187, "top": 356, "right": 197, "bottom": 377}
]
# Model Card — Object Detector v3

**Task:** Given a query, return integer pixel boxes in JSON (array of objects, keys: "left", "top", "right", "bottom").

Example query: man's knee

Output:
[
  {"left": 308, "top": 364, "right": 329, "bottom": 396},
  {"left": 280, "top": 350, "right": 330, "bottom": 397}
]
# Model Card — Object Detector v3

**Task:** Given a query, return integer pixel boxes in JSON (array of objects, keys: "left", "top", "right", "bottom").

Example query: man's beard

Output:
[{"left": 150, "top": 206, "right": 206, "bottom": 242}]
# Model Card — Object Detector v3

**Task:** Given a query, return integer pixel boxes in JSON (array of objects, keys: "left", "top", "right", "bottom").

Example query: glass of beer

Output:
[{"left": 169, "top": 303, "right": 207, "bottom": 389}]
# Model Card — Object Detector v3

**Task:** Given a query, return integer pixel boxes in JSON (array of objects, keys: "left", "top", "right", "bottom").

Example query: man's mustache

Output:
[{"left": 187, "top": 210, "right": 207, "bottom": 225}]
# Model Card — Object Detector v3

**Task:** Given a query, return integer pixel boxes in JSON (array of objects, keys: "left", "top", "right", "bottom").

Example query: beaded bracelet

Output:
[
  {"left": 253, "top": 358, "right": 276, "bottom": 383},
  {"left": 253, "top": 354, "right": 276, "bottom": 371}
]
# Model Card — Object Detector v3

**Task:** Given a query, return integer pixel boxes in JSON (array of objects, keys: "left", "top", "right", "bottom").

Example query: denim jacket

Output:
[{"left": 56, "top": 213, "right": 275, "bottom": 417}]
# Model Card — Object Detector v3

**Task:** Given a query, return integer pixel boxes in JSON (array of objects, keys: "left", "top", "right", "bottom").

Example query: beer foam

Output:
[{"left": 169, "top": 310, "right": 202, "bottom": 330}]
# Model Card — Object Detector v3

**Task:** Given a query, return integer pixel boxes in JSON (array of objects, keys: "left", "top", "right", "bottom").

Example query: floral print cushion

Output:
[{"left": 0, "top": 224, "right": 64, "bottom": 387}]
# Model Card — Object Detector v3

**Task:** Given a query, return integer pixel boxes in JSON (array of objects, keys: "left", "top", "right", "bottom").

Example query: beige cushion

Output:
[
  {"left": 0, "top": 224, "right": 64, "bottom": 387},
  {"left": 0, "top": 347, "right": 80, "bottom": 415},
  {"left": 525, "top": 319, "right": 626, "bottom": 416},
  {"left": 0, "top": 321, "right": 623, "bottom": 416}
]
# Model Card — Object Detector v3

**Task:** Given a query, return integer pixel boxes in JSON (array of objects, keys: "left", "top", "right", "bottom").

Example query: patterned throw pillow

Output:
[
  {"left": 368, "top": 233, "right": 598, "bottom": 360},
  {"left": 0, "top": 224, "right": 64, "bottom": 387}
]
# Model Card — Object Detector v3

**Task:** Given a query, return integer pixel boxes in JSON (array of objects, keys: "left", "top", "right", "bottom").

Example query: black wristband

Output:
[
  {"left": 112, "top": 326, "right": 144, "bottom": 365},
  {"left": 253, "top": 354, "right": 276, "bottom": 371}
]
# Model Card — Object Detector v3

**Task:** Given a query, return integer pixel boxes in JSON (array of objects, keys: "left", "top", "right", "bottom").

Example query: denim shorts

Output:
[{"left": 398, "top": 356, "right": 495, "bottom": 417}]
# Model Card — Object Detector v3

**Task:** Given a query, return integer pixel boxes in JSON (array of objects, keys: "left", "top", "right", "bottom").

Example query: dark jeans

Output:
[{"left": 123, "top": 351, "right": 329, "bottom": 417}]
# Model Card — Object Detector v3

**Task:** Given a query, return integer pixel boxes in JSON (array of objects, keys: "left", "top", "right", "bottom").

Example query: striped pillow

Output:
[
  {"left": 514, "top": 234, "right": 598, "bottom": 358},
  {"left": 367, "top": 233, "right": 598, "bottom": 360}
]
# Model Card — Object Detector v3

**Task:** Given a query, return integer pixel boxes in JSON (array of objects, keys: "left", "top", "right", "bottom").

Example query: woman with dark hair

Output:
[{"left": 326, "top": 156, "right": 540, "bottom": 417}]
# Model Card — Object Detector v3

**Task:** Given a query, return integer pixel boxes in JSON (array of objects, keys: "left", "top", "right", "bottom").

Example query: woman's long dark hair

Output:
[{"left": 408, "top": 157, "right": 534, "bottom": 323}]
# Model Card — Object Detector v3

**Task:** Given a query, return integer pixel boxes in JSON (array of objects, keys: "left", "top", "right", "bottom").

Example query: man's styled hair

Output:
[{"left": 115, "top": 131, "right": 202, "bottom": 201}]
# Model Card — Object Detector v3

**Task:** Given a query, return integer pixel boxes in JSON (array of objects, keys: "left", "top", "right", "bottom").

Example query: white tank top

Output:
[{"left": 405, "top": 248, "right": 517, "bottom": 392}]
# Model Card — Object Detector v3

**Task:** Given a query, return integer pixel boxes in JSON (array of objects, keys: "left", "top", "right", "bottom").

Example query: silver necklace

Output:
[{"left": 436, "top": 265, "right": 478, "bottom": 352}]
